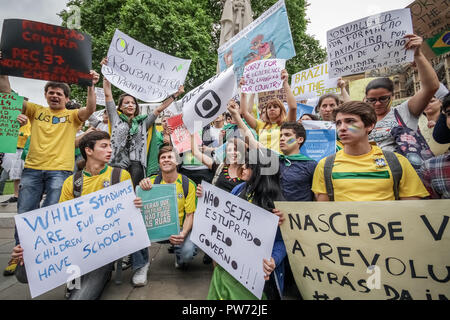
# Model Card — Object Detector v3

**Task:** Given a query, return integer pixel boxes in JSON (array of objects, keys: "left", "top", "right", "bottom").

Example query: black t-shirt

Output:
[{"left": 211, "top": 162, "right": 243, "bottom": 193}]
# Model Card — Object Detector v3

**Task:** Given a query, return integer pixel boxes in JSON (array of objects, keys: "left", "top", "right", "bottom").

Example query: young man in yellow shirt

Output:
[
  {"left": 12, "top": 130, "right": 141, "bottom": 299},
  {"left": 139, "top": 146, "right": 197, "bottom": 280},
  {"left": 312, "top": 101, "right": 429, "bottom": 201},
  {"left": 0, "top": 51, "right": 99, "bottom": 275}
]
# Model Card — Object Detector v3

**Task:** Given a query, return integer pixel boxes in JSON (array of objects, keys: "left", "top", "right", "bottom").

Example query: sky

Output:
[{"left": 0, "top": 0, "right": 414, "bottom": 105}]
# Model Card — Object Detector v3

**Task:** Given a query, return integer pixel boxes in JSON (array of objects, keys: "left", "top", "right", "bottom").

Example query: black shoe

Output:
[
  {"left": 1, "top": 196, "right": 18, "bottom": 204},
  {"left": 203, "top": 254, "right": 212, "bottom": 265}
]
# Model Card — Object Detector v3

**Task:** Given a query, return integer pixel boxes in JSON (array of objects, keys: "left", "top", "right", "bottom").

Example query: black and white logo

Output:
[{"left": 194, "top": 90, "right": 221, "bottom": 119}]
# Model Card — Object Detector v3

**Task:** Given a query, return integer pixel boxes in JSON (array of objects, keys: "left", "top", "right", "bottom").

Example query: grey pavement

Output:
[{"left": 0, "top": 193, "right": 214, "bottom": 300}]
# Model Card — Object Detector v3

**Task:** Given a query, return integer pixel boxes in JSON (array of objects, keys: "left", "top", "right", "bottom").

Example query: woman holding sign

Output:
[
  {"left": 240, "top": 70, "right": 297, "bottom": 153},
  {"left": 100, "top": 57, "right": 184, "bottom": 287}
]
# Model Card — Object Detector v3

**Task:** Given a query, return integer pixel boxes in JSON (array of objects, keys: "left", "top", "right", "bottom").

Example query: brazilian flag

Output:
[{"left": 426, "top": 31, "right": 450, "bottom": 56}]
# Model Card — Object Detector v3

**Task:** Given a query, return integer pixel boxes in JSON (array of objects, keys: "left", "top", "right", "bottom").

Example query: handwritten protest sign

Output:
[
  {"left": 0, "top": 92, "right": 23, "bottom": 153},
  {"left": 136, "top": 185, "right": 179, "bottom": 242},
  {"left": 300, "top": 120, "right": 336, "bottom": 162},
  {"left": 182, "top": 67, "right": 236, "bottom": 134},
  {"left": 166, "top": 114, "right": 201, "bottom": 153},
  {"left": 277, "top": 200, "right": 450, "bottom": 300},
  {"left": 191, "top": 182, "right": 279, "bottom": 299},
  {"left": 0, "top": 19, "right": 92, "bottom": 86},
  {"left": 327, "top": 9, "right": 414, "bottom": 78},
  {"left": 258, "top": 88, "right": 287, "bottom": 111},
  {"left": 241, "top": 59, "right": 285, "bottom": 94},
  {"left": 218, "top": 0, "right": 295, "bottom": 85},
  {"left": 102, "top": 29, "right": 191, "bottom": 103},
  {"left": 14, "top": 180, "right": 150, "bottom": 298},
  {"left": 95, "top": 87, "right": 106, "bottom": 107},
  {"left": 291, "top": 62, "right": 340, "bottom": 100}
]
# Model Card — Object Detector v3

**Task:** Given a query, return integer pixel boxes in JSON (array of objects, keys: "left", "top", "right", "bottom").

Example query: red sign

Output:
[{"left": 167, "top": 114, "right": 201, "bottom": 153}]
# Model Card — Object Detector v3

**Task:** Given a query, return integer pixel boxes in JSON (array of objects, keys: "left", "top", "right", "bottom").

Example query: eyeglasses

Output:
[{"left": 365, "top": 95, "right": 391, "bottom": 104}]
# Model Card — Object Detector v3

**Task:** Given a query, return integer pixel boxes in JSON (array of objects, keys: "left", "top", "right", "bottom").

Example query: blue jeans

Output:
[
  {"left": 175, "top": 231, "right": 198, "bottom": 266},
  {"left": 14, "top": 168, "right": 72, "bottom": 245},
  {"left": 68, "top": 263, "right": 114, "bottom": 300}
]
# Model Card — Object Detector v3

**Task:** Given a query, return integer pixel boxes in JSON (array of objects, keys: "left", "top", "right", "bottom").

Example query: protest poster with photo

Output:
[
  {"left": 102, "top": 29, "right": 191, "bottom": 103},
  {"left": 277, "top": 200, "right": 450, "bottom": 300},
  {"left": 136, "top": 185, "right": 179, "bottom": 242},
  {"left": 327, "top": 9, "right": 414, "bottom": 78},
  {"left": 0, "top": 92, "right": 23, "bottom": 153},
  {"left": 0, "top": 19, "right": 92, "bottom": 86},
  {"left": 291, "top": 62, "right": 340, "bottom": 100},
  {"left": 191, "top": 182, "right": 279, "bottom": 299},
  {"left": 14, "top": 180, "right": 150, "bottom": 298},
  {"left": 300, "top": 120, "right": 336, "bottom": 162},
  {"left": 166, "top": 114, "right": 201, "bottom": 153},
  {"left": 182, "top": 67, "right": 236, "bottom": 134},
  {"left": 241, "top": 59, "right": 285, "bottom": 94},
  {"left": 217, "top": 0, "right": 295, "bottom": 85}
]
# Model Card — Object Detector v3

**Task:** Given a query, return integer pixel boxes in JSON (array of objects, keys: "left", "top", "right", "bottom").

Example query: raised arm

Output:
[
  {"left": 78, "top": 70, "right": 99, "bottom": 122},
  {"left": 190, "top": 134, "right": 214, "bottom": 169},
  {"left": 153, "top": 85, "right": 185, "bottom": 117},
  {"left": 0, "top": 51, "right": 27, "bottom": 113},
  {"left": 228, "top": 102, "right": 262, "bottom": 150},
  {"left": 239, "top": 78, "right": 258, "bottom": 130},
  {"left": 338, "top": 77, "right": 350, "bottom": 103},
  {"left": 405, "top": 34, "right": 440, "bottom": 117},
  {"left": 282, "top": 69, "right": 297, "bottom": 122}
]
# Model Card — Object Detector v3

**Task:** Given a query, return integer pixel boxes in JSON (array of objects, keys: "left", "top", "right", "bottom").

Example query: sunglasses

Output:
[{"left": 365, "top": 95, "right": 391, "bottom": 104}]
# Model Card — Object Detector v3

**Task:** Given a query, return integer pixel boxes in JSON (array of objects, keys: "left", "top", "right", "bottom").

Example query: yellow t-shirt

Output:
[
  {"left": 17, "top": 121, "right": 31, "bottom": 149},
  {"left": 59, "top": 166, "right": 131, "bottom": 202},
  {"left": 25, "top": 102, "right": 82, "bottom": 171},
  {"left": 255, "top": 119, "right": 281, "bottom": 153},
  {"left": 150, "top": 174, "right": 197, "bottom": 227},
  {"left": 311, "top": 146, "right": 429, "bottom": 201}
]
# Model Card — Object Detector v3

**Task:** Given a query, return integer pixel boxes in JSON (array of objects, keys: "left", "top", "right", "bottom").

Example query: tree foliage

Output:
[{"left": 59, "top": 0, "right": 325, "bottom": 104}]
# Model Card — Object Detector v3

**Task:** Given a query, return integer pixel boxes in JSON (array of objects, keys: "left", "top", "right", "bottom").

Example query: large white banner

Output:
[
  {"left": 291, "top": 62, "right": 340, "bottom": 100},
  {"left": 327, "top": 9, "right": 414, "bottom": 78},
  {"left": 191, "top": 182, "right": 279, "bottom": 299},
  {"left": 182, "top": 67, "right": 236, "bottom": 134},
  {"left": 242, "top": 59, "right": 286, "bottom": 94},
  {"left": 102, "top": 29, "right": 191, "bottom": 102},
  {"left": 14, "top": 180, "right": 150, "bottom": 298}
]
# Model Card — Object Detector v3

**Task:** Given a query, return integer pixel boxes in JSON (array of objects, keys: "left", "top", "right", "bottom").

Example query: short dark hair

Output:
[
  {"left": 158, "top": 145, "right": 176, "bottom": 162},
  {"left": 281, "top": 122, "right": 307, "bottom": 148},
  {"left": 44, "top": 82, "right": 71, "bottom": 98},
  {"left": 365, "top": 77, "right": 394, "bottom": 95},
  {"left": 79, "top": 131, "right": 111, "bottom": 160},
  {"left": 333, "top": 101, "right": 377, "bottom": 127},
  {"left": 301, "top": 113, "right": 319, "bottom": 121},
  {"left": 118, "top": 93, "right": 140, "bottom": 117}
]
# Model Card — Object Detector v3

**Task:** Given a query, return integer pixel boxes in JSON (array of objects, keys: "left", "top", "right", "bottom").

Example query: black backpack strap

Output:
[
  {"left": 154, "top": 173, "right": 163, "bottom": 185},
  {"left": 323, "top": 154, "right": 336, "bottom": 201},
  {"left": 73, "top": 170, "right": 83, "bottom": 198},
  {"left": 180, "top": 174, "right": 190, "bottom": 198},
  {"left": 382, "top": 150, "right": 403, "bottom": 200},
  {"left": 110, "top": 167, "right": 122, "bottom": 185}
]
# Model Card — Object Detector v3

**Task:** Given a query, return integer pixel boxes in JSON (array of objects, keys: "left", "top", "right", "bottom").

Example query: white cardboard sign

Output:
[
  {"left": 241, "top": 59, "right": 286, "bottom": 93},
  {"left": 291, "top": 62, "right": 340, "bottom": 100},
  {"left": 14, "top": 180, "right": 150, "bottom": 298},
  {"left": 191, "top": 182, "right": 279, "bottom": 299}
]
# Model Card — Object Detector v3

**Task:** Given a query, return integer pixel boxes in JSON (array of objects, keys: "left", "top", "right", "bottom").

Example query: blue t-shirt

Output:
[{"left": 279, "top": 159, "right": 317, "bottom": 201}]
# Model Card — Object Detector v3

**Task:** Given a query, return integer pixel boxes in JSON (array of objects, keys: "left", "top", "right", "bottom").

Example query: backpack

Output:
[
  {"left": 73, "top": 167, "right": 122, "bottom": 198},
  {"left": 323, "top": 150, "right": 403, "bottom": 201},
  {"left": 390, "top": 108, "right": 434, "bottom": 170}
]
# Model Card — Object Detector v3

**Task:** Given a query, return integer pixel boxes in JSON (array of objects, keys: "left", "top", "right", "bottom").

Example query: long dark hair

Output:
[{"left": 239, "top": 148, "right": 284, "bottom": 211}]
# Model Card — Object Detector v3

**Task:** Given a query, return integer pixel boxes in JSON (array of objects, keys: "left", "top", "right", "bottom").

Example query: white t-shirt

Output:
[{"left": 369, "top": 101, "right": 419, "bottom": 152}]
